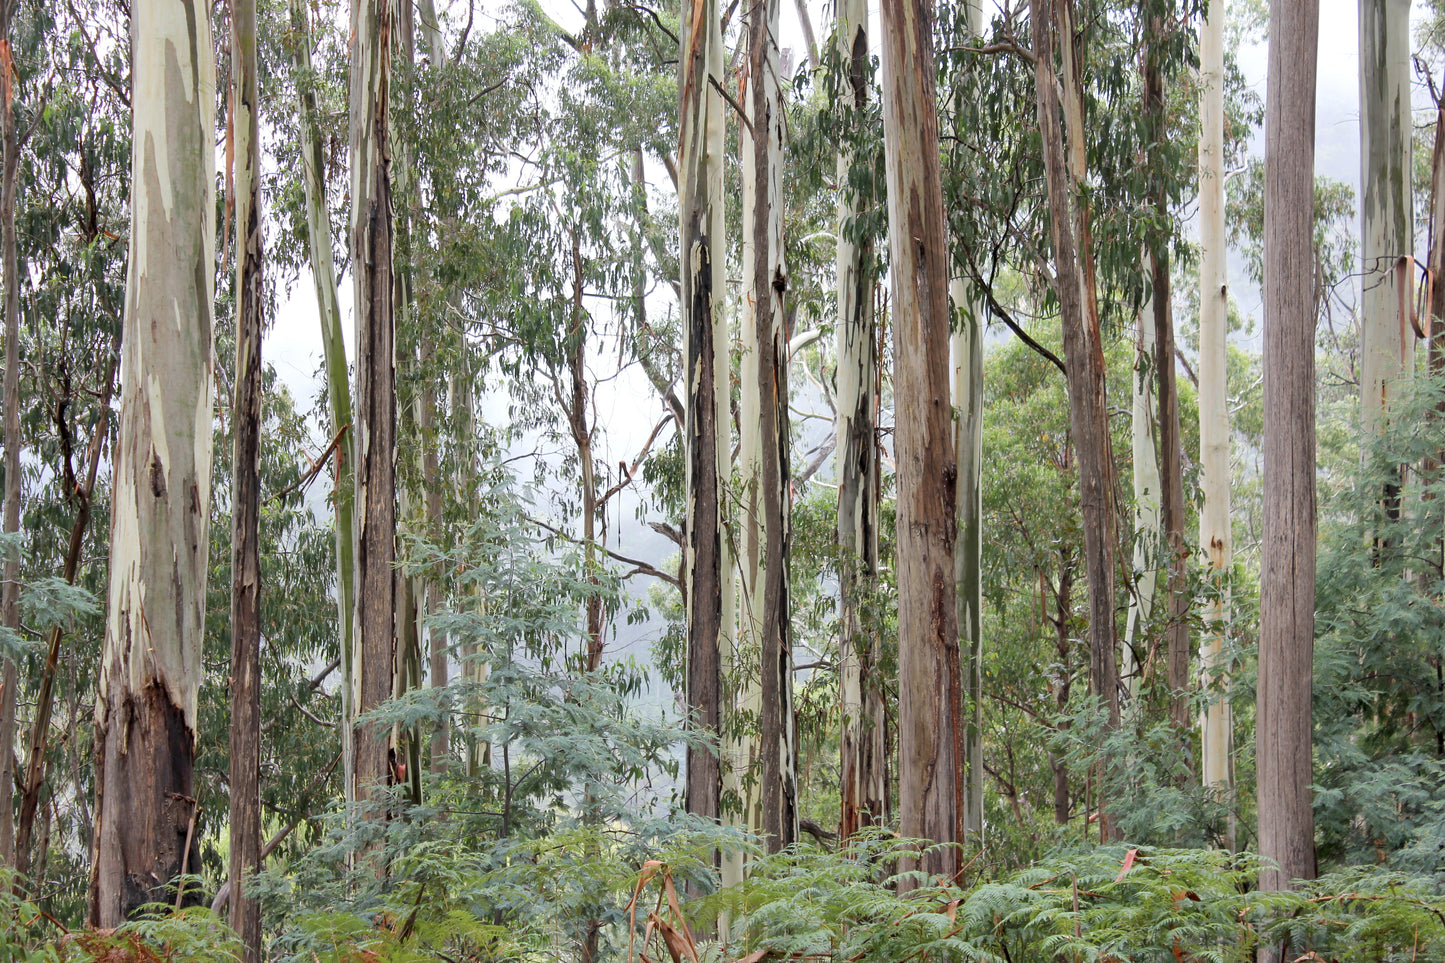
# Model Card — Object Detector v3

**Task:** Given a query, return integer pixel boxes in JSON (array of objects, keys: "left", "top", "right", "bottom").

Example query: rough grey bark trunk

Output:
[
  {"left": 90, "top": 0, "right": 215, "bottom": 924},
  {"left": 349, "top": 0, "right": 397, "bottom": 811},
  {"left": 227, "top": 0, "right": 264, "bottom": 952},
  {"left": 0, "top": 0, "right": 20, "bottom": 872},
  {"left": 879, "top": 0, "right": 962, "bottom": 883},
  {"left": 679, "top": 0, "right": 727, "bottom": 833},
  {"left": 1258, "top": 0, "right": 1319, "bottom": 950}
]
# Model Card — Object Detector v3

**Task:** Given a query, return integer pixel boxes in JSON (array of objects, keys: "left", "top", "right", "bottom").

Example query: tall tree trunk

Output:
[
  {"left": 349, "top": 0, "right": 397, "bottom": 812},
  {"left": 0, "top": 0, "right": 20, "bottom": 873},
  {"left": 228, "top": 0, "right": 264, "bottom": 952},
  {"left": 679, "top": 0, "right": 728, "bottom": 837},
  {"left": 288, "top": 0, "right": 357, "bottom": 803},
  {"left": 950, "top": 278, "right": 985, "bottom": 842},
  {"left": 1358, "top": 0, "right": 1412, "bottom": 440},
  {"left": 951, "top": 0, "right": 986, "bottom": 847},
  {"left": 90, "top": 0, "right": 215, "bottom": 923},
  {"left": 1258, "top": 0, "right": 1319, "bottom": 949},
  {"left": 1196, "top": 0, "right": 1234, "bottom": 842},
  {"left": 880, "top": 0, "right": 961, "bottom": 883},
  {"left": 1125, "top": 279, "right": 1160, "bottom": 704},
  {"left": 835, "top": 0, "right": 886, "bottom": 843},
  {"left": 1142, "top": 3, "right": 1190, "bottom": 737},
  {"left": 1031, "top": 0, "right": 1122, "bottom": 803},
  {"left": 746, "top": 0, "right": 796, "bottom": 852}
]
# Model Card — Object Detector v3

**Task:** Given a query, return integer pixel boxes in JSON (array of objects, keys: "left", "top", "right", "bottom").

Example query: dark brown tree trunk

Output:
[
  {"left": 1032, "top": 0, "right": 1121, "bottom": 836},
  {"left": 879, "top": 0, "right": 961, "bottom": 884},
  {"left": 1257, "top": 0, "right": 1319, "bottom": 953},
  {"left": 349, "top": 0, "right": 397, "bottom": 813},
  {"left": 227, "top": 0, "right": 264, "bottom": 951}
]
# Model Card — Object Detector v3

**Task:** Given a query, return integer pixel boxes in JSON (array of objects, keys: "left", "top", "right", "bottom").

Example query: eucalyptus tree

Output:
[
  {"left": 1142, "top": 0, "right": 1189, "bottom": 736},
  {"left": 0, "top": 0, "right": 20, "bottom": 869},
  {"left": 1258, "top": 0, "right": 1320, "bottom": 944},
  {"left": 1197, "top": 0, "right": 1233, "bottom": 823},
  {"left": 679, "top": 0, "right": 729, "bottom": 829},
  {"left": 227, "top": 0, "right": 264, "bottom": 949},
  {"left": 834, "top": 0, "right": 887, "bottom": 841},
  {"left": 880, "top": 0, "right": 962, "bottom": 880},
  {"left": 1358, "top": 0, "right": 1412, "bottom": 441},
  {"left": 740, "top": 0, "right": 797, "bottom": 853},
  {"left": 286, "top": 0, "right": 357, "bottom": 800},
  {"left": 1029, "top": 0, "right": 1121, "bottom": 772},
  {"left": 1125, "top": 288, "right": 1160, "bottom": 702},
  {"left": 348, "top": 0, "right": 397, "bottom": 810},
  {"left": 91, "top": 0, "right": 215, "bottom": 923},
  {"left": 950, "top": 0, "right": 986, "bottom": 845}
]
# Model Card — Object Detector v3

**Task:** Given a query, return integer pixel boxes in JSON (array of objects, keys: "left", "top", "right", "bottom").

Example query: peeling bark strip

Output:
[
  {"left": 1258, "top": 0, "right": 1319, "bottom": 941},
  {"left": 228, "top": 0, "right": 264, "bottom": 953},
  {"left": 90, "top": 0, "right": 215, "bottom": 926},
  {"left": 679, "top": 0, "right": 727, "bottom": 832},
  {"left": 879, "top": 0, "right": 961, "bottom": 883},
  {"left": 836, "top": 0, "right": 887, "bottom": 844},
  {"left": 349, "top": 0, "right": 396, "bottom": 813}
]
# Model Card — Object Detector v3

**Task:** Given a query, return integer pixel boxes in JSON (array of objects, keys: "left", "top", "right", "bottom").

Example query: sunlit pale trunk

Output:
[
  {"left": 1125, "top": 280, "right": 1160, "bottom": 703},
  {"left": 1258, "top": 0, "right": 1319, "bottom": 949},
  {"left": 0, "top": 0, "right": 20, "bottom": 871},
  {"left": 680, "top": 0, "right": 728, "bottom": 834},
  {"left": 1033, "top": 0, "right": 1121, "bottom": 768},
  {"left": 90, "top": 0, "right": 215, "bottom": 923},
  {"left": 349, "top": 0, "right": 397, "bottom": 810},
  {"left": 228, "top": 0, "right": 264, "bottom": 952},
  {"left": 880, "top": 0, "right": 961, "bottom": 883},
  {"left": 835, "top": 0, "right": 887, "bottom": 843},
  {"left": 1196, "top": 0, "right": 1234, "bottom": 839},
  {"left": 1358, "top": 0, "right": 1412, "bottom": 440},
  {"left": 288, "top": 0, "right": 357, "bottom": 802}
]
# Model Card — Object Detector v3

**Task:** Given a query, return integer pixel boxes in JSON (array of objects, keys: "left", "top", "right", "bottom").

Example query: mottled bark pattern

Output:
[
  {"left": 228, "top": 0, "right": 264, "bottom": 952},
  {"left": 835, "top": 0, "right": 885, "bottom": 840},
  {"left": 349, "top": 0, "right": 397, "bottom": 808},
  {"left": 879, "top": 0, "right": 961, "bottom": 882},
  {"left": 679, "top": 0, "right": 727, "bottom": 829},
  {"left": 91, "top": 0, "right": 215, "bottom": 925},
  {"left": 748, "top": 0, "right": 796, "bottom": 851},
  {"left": 1258, "top": 0, "right": 1319, "bottom": 950}
]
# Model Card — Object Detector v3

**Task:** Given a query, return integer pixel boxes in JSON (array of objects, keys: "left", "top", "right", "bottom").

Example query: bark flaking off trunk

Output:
[{"left": 90, "top": 0, "right": 215, "bottom": 925}]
